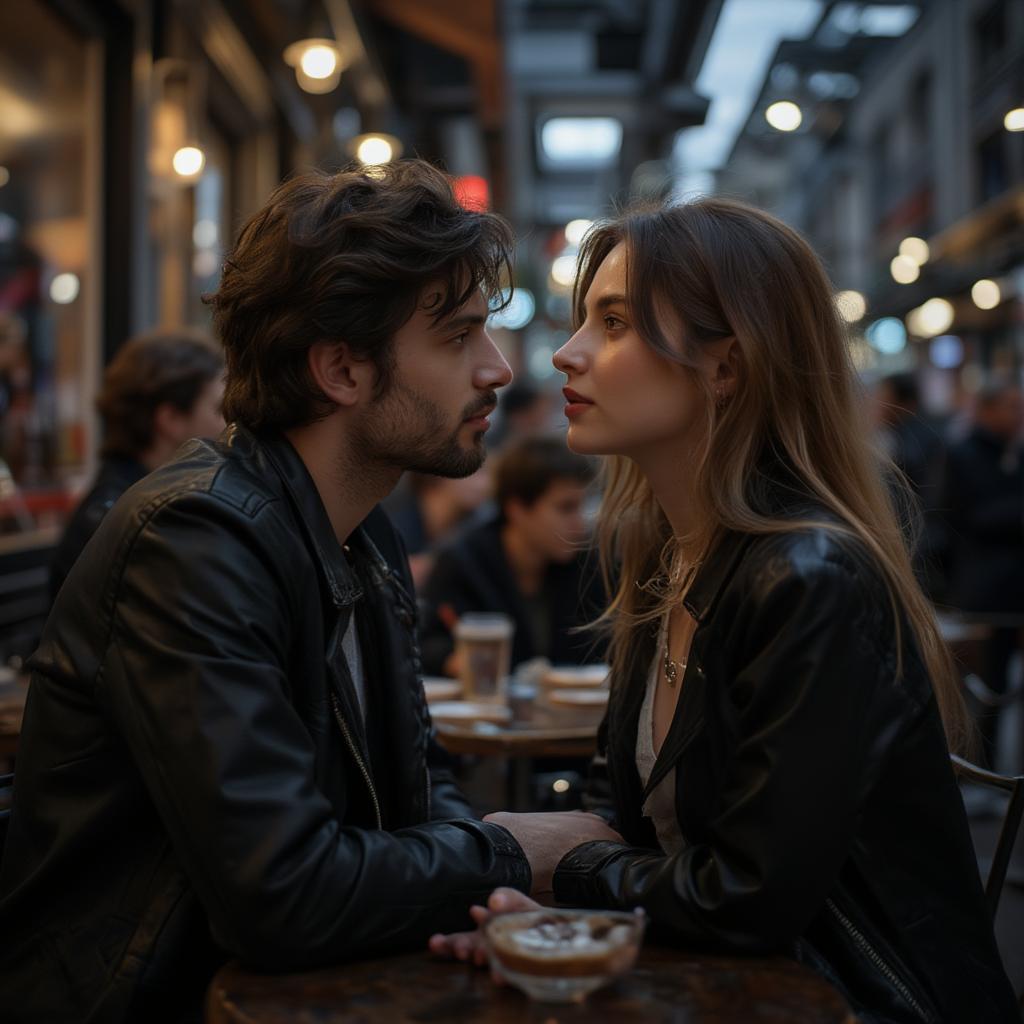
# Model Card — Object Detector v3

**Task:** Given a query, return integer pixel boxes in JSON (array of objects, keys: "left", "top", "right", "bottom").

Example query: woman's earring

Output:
[{"left": 715, "top": 382, "right": 726, "bottom": 408}]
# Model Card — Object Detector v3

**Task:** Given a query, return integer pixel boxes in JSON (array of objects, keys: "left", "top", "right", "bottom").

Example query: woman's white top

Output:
[{"left": 635, "top": 627, "right": 686, "bottom": 857}]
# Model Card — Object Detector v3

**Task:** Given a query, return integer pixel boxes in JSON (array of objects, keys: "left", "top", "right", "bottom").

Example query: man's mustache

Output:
[{"left": 463, "top": 392, "right": 498, "bottom": 420}]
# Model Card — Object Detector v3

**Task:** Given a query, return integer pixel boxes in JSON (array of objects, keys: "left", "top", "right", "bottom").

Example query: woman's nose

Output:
[{"left": 553, "top": 331, "right": 587, "bottom": 375}]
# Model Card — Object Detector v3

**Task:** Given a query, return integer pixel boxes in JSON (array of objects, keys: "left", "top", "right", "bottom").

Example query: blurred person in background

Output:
[
  {"left": 940, "top": 375, "right": 1024, "bottom": 768},
  {"left": 873, "top": 372, "right": 948, "bottom": 599},
  {"left": 49, "top": 330, "right": 225, "bottom": 599},
  {"left": 383, "top": 467, "right": 492, "bottom": 588},
  {"left": 874, "top": 372, "right": 945, "bottom": 498},
  {"left": 485, "top": 380, "right": 555, "bottom": 449},
  {"left": 418, "top": 434, "right": 603, "bottom": 677}
]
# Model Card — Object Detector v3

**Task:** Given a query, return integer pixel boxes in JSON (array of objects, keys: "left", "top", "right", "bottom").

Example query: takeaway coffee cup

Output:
[{"left": 453, "top": 613, "right": 514, "bottom": 703}]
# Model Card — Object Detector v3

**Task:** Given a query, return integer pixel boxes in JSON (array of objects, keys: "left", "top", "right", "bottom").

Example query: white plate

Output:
[
  {"left": 430, "top": 701, "right": 512, "bottom": 726},
  {"left": 541, "top": 664, "right": 610, "bottom": 688}
]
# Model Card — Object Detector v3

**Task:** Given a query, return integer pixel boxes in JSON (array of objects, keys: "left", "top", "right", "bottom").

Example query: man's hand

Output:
[
  {"left": 427, "top": 887, "right": 540, "bottom": 969},
  {"left": 483, "top": 810, "right": 623, "bottom": 896}
]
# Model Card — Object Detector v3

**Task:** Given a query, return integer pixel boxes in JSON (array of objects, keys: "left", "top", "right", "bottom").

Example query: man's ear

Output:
[
  {"left": 306, "top": 340, "right": 376, "bottom": 408},
  {"left": 152, "top": 401, "right": 185, "bottom": 443},
  {"left": 504, "top": 497, "right": 526, "bottom": 528}
]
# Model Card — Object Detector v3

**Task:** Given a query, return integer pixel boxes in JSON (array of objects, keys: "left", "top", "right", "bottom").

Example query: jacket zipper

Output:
[
  {"left": 329, "top": 690, "right": 382, "bottom": 830},
  {"left": 825, "top": 898, "right": 934, "bottom": 1023},
  {"left": 424, "top": 763, "right": 431, "bottom": 818}
]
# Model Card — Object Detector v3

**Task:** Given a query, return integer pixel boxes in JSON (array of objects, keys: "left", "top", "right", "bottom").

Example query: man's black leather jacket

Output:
[
  {"left": 554, "top": 520, "right": 1018, "bottom": 1023},
  {"left": 0, "top": 426, "right": 530, "bottom": 1023}
]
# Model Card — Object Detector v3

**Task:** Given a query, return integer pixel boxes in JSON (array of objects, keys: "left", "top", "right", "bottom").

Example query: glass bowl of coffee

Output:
[{"left": 484, "top": 908, "right": 645, "bottom": 1003}]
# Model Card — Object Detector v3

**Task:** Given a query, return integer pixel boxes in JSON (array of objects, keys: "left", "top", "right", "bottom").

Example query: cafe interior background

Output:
[{"left": 0, "top": 0, "right": 1022, "bottom": 987}]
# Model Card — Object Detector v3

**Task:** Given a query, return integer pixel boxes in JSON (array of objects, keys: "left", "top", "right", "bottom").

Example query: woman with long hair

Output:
[{"left": 431, "top": 198, "right": 1017, "bottom": 1023}]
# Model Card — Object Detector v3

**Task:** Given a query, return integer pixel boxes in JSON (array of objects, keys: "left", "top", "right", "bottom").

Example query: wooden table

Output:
[
  {"left": 206, "top": 946, "right": 856, "bottom": 1023},
  {"left": 435, "top": 717, "right": 599, "bottom": 810}
]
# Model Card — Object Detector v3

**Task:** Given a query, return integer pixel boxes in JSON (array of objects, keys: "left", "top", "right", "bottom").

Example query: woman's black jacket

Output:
[{"left": 554, "top": 518, "right": 1017, "bottom": 1024}]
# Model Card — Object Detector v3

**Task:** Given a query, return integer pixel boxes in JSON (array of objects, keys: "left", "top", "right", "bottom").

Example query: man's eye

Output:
[{"left": 451, "top": 333, "right": 469, "bottom": 346}]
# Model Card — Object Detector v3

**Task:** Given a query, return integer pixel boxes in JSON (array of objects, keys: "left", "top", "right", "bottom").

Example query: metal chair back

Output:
[{"left": 951, "top": 754, "right": 1024, "bottom": 920}]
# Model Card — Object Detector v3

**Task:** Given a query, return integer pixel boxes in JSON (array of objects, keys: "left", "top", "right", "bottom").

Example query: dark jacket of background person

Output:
[
  {"left": 48, "top": 329, "right": 225, "bottom": 601},
  {"left": 875, "top": 375, "right": 948, "bottom": 601},
  {"left": 48, "top": 455, "right": 146, "bottom": 599},
  {"left": 0, "top": 426, "right": 529, "bottom": 1024},
  {"left": 940, "top": 426, "right": 1024, "bottom": 614},
  {"left": 417, "top": 513, "right": 606, "bottom": 675},
  {"left": 556, "top": 509, "right": 1017, "bottom": 1023}
]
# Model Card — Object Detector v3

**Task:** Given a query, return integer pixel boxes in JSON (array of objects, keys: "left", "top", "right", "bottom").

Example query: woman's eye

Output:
[{"left": 604, "top": 315, "right": 624, "bottom": 331}]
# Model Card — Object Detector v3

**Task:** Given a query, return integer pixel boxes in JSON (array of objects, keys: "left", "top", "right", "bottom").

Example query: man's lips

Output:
[{"left": 463, "top": 404, "right": 496, "bottom": 424}]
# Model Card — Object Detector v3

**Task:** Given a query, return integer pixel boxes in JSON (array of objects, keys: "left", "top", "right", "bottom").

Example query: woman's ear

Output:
[
  {"left": 709, "top": 336, "right": 742, "bottom": 403},
  {"left": 306, "top": 340, "right": 375, "bottom": 408}
]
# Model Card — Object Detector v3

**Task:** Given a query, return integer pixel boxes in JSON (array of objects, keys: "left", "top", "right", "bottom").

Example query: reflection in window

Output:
[{"left": 0, "top": 0, "right": 99, "bottom": 538}]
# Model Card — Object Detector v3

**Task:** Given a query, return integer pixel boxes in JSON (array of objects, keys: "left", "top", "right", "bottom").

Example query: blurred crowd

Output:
[{"left": 872, "top": 370, "right": 1024, "bottom": 771}]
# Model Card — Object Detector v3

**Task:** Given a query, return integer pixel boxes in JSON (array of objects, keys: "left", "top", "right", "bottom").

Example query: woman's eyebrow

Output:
[{"left": 592, "top": 293, "right": 627, "bottom": 312}]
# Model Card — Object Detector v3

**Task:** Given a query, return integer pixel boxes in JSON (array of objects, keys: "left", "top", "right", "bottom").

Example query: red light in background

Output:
[{"left": 454, "top": 175, "right": 489, "bottom": 211}]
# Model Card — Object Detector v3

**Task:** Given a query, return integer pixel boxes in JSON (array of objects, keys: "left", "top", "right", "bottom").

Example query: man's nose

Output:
[{"left": 476, "top": 331, "right": 513, "bottom": 389}]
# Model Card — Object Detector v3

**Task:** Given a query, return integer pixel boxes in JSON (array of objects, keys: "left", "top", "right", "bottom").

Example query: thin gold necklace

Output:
[{"left": 661, "top": 616, "right": 688, "bottom": 688}]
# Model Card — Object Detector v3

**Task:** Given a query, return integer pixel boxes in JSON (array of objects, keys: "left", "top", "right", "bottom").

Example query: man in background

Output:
[
  {"left": 940, "top": 377, "right": 1024, "bottom": 769},
  {"left": 418, "top": 435, "right": 603, "bottom": 677}
]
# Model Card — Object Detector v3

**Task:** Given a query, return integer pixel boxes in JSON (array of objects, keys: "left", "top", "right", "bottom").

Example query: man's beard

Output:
[{"left": 353, "top": 378, "right": 494, "bottom": 479}]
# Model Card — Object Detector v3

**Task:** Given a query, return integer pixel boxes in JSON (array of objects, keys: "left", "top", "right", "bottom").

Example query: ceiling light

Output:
[
  {"left": 836, "top": 289, "right": 867, "bottom": 323},
  {"left": 541, "top": 117, "right": 622, "bottom": 167},
  {"left": 890, "top": 255, "right": 919, "bottom": 284},
  {"left": 283, "top": 38, "right": 343, "bottom": 94},
  {"left": 765, "top": 101, "right": 802, "bottom": 132},
  {"left": 352, "top": 133, "right": 401, "bottom": 166},
  {"left": 898, "top": 236, "right": 929, "bottom": 265},
  {"left": 971, "top": 279, "right": 1001, "bottom": 310},
  {"left": 909, "top": 298, "right": 954, "bottom": 337},
  {"left": 300, "top": 45, "right": 337, "bottom": 80},
  {"left": 1004, "top": 108, "right": 1024, "bottom": 132},
  {"left": 565, "top": 219, "right": 593, "bottom": 247},
  {"left": 172, "top": 145, "right": 205, "bottom": 178},
  {"left": 550, "top": 254, "right": 577, "bottom": 288}
]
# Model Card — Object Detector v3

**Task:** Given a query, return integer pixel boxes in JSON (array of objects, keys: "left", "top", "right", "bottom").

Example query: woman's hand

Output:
[{"left": 428, "top": 887, "right": 541, "bottom": 969}]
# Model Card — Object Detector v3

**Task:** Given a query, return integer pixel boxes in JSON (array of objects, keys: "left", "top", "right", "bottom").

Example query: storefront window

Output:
[{"left": 0, "top": 0, "right": 101, "bottom": 540}]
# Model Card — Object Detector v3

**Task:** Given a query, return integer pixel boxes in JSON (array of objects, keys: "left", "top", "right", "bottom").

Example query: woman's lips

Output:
[{"left": 563, "top": 387, "right": 593, "bottom": 418}]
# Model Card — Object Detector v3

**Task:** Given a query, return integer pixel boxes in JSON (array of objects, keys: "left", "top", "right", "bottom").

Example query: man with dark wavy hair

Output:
[{"left": 0, "top": 159, "right": 618, "bottom": 1023}]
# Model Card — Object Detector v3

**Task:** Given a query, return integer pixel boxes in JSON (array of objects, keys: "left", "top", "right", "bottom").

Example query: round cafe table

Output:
[
  {"left": 434, "top": 715, "right": 599, "bottom": 811},
  {"left": 206, "top": 946, "right": 856, "bottom": 1023}
]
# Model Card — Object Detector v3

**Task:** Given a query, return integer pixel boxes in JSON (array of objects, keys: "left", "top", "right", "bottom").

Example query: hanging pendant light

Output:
[{"left": 283, "top": 38, "right": 344, "bottom": 94}]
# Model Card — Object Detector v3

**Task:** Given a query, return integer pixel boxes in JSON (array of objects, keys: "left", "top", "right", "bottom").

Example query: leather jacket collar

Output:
[
  {"left": 227, "top": 424, "right": 364, "bottom": 608},
  {"left": 683, "top": 530, "right": 756, "bottom": 624}
]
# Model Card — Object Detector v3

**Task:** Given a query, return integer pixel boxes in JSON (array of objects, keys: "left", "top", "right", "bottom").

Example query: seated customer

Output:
[
  {"left": 49, "top": 330, "right": 225, "bottom": 598},
  {"left": 383, "top": 467, "right": 491, "bottom": 588},
  {"left": 418, "top": 435, "right": 603, "bottom": 677},
  {"left": 0, "top": 160, "right": 618, "bottom": 1024}
]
